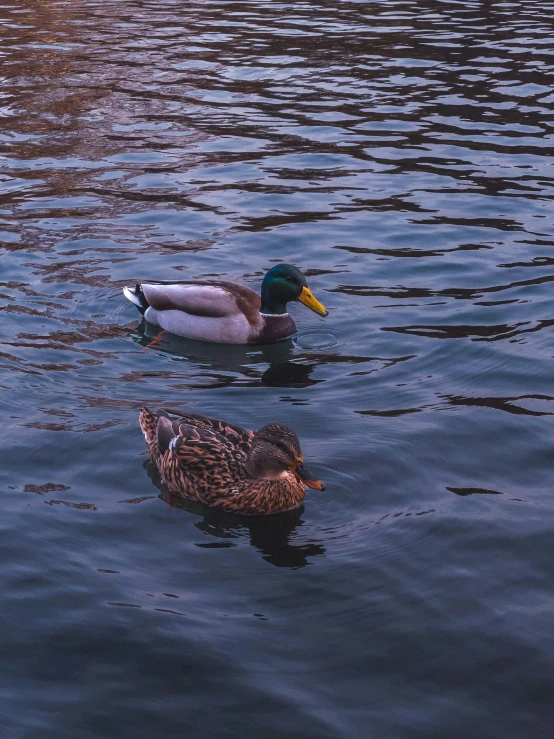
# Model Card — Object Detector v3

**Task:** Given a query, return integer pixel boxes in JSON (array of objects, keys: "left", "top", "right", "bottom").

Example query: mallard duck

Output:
[
  {"left": 139, "top": 408, "right": 326, "bottom": 515},
  {"left": 123, "top": 263, "right": 328, "bottom": 344}
]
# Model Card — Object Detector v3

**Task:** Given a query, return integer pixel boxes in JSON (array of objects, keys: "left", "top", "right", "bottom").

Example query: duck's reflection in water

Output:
[
  {"left": 134, "top": 319, "right": 321, "bottom": 388},
  {"left": 144, "top": 460, "right": 325, "bottom": 568}
]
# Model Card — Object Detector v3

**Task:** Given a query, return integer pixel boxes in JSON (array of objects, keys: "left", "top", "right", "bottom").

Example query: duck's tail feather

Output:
[
  {"left": 139, "top": 407, "right": 158, "bottom": 445},
  {"left": 123, "top": 284, "right": 149, "bottom": 314}
]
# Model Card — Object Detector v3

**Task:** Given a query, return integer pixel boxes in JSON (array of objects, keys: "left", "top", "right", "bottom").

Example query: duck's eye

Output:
[{"left": 285, "top": 276, "right": 293, "bottom": 281}]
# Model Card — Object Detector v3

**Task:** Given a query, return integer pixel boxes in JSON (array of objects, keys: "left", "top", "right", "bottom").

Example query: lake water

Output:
[{"left": 2, "top": 1, "right": 554, "bottom": 736}]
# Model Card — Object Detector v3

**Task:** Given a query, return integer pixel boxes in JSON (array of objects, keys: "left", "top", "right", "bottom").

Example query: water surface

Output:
[{"left": 1, "top": 1, "right": 554, "bottom": 736}]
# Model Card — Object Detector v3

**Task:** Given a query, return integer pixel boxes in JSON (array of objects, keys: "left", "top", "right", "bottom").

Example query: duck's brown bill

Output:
[
  {"left": 294, "top": 460, "right": 326, "bottom": 491},
  {"left": 298, "top": 286, "right": 329, "bottom": 318}
]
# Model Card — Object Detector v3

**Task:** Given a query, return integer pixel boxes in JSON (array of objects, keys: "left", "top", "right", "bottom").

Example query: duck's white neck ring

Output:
[{"left": 260, "top": 312, "right": 290, "bottom": 317}]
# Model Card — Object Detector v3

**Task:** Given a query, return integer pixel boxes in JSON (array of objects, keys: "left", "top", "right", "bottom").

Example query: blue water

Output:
[{"left": 1, "top": 1, "right": 554, "bottom": 736}]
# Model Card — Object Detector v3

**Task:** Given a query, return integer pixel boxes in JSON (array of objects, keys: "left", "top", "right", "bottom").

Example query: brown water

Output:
[{"left": 2, "top": 1, "right": 554, "bottom": 737}]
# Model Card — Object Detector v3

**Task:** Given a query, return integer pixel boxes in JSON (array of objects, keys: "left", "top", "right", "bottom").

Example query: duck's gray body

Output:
[{"left": 123, "top": 280, "right": 296, "bottom": 344}]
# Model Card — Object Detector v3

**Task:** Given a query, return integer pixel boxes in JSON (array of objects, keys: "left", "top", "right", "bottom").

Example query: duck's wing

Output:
[
  {"left": 157, "top": 415, "right": 246, "bottom": 480},
  {"left": 157, "top": 409, "right": 254, "bottom": 456},
  {"left": 140, "top": 280, "right": 261, "bottom": 321},
  {"left": 174, "top": 412, "right": 254, "bottom": 454}
]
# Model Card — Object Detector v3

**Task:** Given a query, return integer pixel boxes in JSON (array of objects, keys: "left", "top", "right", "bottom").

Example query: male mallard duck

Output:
[
  {"left": 123, "top": 263, "right": 328, "bottom": 344},
  {"left": 139, "top": 408, "right": 325, "bottom": 515}
]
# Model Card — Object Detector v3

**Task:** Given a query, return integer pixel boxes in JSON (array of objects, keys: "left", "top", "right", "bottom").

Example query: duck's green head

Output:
[{"left": 260, "top": 264, "right": 328, "bottom": 317}]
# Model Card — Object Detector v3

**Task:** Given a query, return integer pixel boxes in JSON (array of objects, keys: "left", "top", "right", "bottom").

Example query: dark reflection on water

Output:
[
  {"left": 148, "top": 466, "right": 326, "bottom": 569},
  {"left": 134, "top": 318, "right": 385, "bottom": 387},
  {"left": 447, "top": 486, "right": 503, "bottom": 497},
  {"left": 444, "top": 393, "right": 554, "bottom": 416},
  {"left": 2, "top": 0, "right": 554, "bottom": 737}
]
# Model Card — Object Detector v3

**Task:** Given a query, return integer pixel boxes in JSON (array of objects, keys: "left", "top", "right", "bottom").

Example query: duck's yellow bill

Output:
[{"left": 298, "top": 286, "right": 328, "bottom": 317}]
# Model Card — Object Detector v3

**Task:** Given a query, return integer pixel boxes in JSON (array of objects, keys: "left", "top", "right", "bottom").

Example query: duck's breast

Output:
[{"left": 254, "top": 313, "right": 297, "bottom": 343}]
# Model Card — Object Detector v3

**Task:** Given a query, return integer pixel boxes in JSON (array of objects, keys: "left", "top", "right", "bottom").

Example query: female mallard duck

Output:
[
  {"left": 123, "top": 263, "right": 328, "bottom": 344},
  {"left": 139, "top": 407, "right": 325, "bottom": 515}
]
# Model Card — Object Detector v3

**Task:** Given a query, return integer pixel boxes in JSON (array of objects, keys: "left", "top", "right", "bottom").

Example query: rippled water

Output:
[{"left": 2, "top": 1, "right": 554, "bottom": 736}]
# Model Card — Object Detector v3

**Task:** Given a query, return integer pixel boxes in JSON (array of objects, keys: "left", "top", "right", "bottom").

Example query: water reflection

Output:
[
  {"left": 134, "top": 318, "right": 321, "bottom": 387},
  {"left": 133, "top": 318, "right": 389, "bottom": 388},
  {"left": 443, "top": 393, "right": 554, "bottom": 416},
  {"left": 145, "top": 461, "right": 325, "bottom": 568},
  {"left": 447, "top": 487, "right": 503, "bottom": 497}
]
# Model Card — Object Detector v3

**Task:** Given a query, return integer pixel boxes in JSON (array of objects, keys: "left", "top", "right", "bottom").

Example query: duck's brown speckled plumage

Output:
[{"left": 140, "top": 408, "right": 312, "bottom": 515}]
